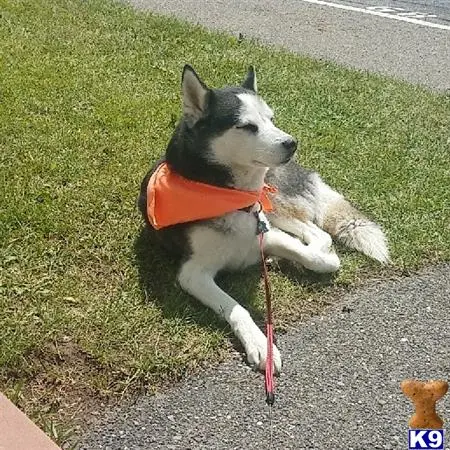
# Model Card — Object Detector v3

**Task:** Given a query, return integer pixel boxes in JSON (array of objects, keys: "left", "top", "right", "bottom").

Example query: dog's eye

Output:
[{"left": 237, "top": 123, "right": 259, "bottom": 133}]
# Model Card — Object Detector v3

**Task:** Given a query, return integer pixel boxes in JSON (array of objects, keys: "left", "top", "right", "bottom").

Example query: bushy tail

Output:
[{"left": 322, "top": 197, "right": 390, "bottom": 264}]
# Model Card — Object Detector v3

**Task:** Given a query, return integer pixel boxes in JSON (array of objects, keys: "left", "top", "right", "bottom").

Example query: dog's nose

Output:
[{"left": 282, "top": 138, "right": 297, "bottom": 154}]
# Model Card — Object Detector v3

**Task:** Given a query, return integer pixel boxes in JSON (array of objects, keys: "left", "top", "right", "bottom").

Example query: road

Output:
[
  {"left": 317, "top": 0, "right": 450, "bottom": 25},
  {"left": 81, "top": 265, "right": 450, "bottom": 449},
  {"left": 81, "top": 1, "right": 450, "bottom": 448},
  {"left": 128, "top": 0, "right": 450, "bottom": 90}
]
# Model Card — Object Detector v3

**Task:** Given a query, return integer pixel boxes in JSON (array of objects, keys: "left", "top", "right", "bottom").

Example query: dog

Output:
[{"left": 138, "top": 65, "right": 389, "bottom": 373}]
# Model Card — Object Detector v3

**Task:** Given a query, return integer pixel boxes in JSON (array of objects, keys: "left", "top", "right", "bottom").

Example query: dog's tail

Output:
[{"left": 316, "top": 177, "right": 390, "bottom": 264}]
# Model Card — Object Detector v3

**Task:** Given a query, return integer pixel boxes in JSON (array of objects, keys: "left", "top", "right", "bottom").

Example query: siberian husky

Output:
[{"left": 138, "top": 65, "right": 389, "bottom": 373}]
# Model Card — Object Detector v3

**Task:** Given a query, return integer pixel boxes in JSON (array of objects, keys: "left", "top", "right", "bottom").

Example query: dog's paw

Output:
[
  {"left": 303, "top": 223, "right": 333, "bottom": 252},
  {"left": 301, "top": 225, "right": 340, "bottom": 273},
  {"left": 232, "top": 311, "right": 282, "bottom": 374},
  {"left": 245, "top": 332, "right": 282, "bottom": 375},
  {"left": 303, "top": 246, "right": 341, "bottom": 273}
]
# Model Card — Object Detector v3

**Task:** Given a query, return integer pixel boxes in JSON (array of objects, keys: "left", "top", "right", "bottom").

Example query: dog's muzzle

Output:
[{"left": 281, "top": 138, "right": 297, "bottom": 162}]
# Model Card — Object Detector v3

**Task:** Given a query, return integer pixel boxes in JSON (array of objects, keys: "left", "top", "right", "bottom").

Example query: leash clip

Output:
[{"left": 254, "top": 203, "right": 269, "bottom": 235}]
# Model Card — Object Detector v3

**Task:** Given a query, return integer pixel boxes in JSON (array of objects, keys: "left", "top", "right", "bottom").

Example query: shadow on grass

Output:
[
  {"left": 133, "top": 226, "right": 261, "bottom": 332},
  {"left": 133, "top": 226, "right": 337, "bottom": 338},
  {"left": 276, "top": 259, "right": 339, "bottom": 288}
]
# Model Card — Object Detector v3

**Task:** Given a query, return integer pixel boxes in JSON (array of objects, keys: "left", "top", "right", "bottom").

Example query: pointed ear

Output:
[
  {"left": 242, "top": 66, "right": 257, "bottom": 92},
  {"left": 182, "top": 65, "right": 209, "bottom": 126}
]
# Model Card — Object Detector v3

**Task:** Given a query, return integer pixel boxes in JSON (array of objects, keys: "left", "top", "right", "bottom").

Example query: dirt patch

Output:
[{"left": 1, "top": 340, "right": 115, "bottom": 446}]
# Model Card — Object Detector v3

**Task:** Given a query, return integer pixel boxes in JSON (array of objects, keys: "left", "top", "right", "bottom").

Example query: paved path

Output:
[
  {"left": 81, "top": 2, "right": 450, "bottom": 448},
  {"left": 128, "top": 0, "right": 450, "bottom": 90},
  {"left": 81, "top": 265, "right": 450, "bottom": 449}
]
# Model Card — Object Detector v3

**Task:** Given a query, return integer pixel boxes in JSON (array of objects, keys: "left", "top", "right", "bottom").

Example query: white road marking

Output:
[
  {"left": 298, "top": 0, "right": 450, "bottom": 30},
  {"left": 367, "top": 6, "right": 436, "bottom": 19}
]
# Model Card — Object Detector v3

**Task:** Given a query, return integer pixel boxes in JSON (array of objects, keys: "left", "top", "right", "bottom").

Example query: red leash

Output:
[{"left": 256, "top": 212, "right": 275, "bottom": 406}]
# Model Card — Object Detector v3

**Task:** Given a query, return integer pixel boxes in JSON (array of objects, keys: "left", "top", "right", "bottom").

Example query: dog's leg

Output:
[
  {"left": 178, "top": 259, "right": 282, "bottom": 373},
  {"left": 264, "top": 227, "right": 340, "bottom": 273},
  {"left": 270, "top": 216, "right": 334, "bottom": 248}
]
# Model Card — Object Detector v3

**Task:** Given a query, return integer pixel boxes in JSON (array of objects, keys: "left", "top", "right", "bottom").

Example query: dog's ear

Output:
[
  {"left": 182, "top": 65, "right": 209, "bottom": 126},
  {"left": 242, "top": 66, "right": 257, "bottom": 92}
]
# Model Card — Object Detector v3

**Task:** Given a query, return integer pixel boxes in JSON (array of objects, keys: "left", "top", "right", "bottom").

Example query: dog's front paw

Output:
[
  {"left": 245, "top": 331, "right": 282, "bottom": 375},
  {"left": 303, "top": 246, "right": 340, "bottom": 273},
  {"left": 231, "top": 310, "right": 282, "bottom": 374},
  {"left": 299, "top": 225, "right": 340, "bottom": 273}
]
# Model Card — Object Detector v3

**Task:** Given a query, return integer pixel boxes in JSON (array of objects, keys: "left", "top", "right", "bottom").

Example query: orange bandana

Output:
[{"left": 147, "top": 162, "right": 277, "bottom": 229}]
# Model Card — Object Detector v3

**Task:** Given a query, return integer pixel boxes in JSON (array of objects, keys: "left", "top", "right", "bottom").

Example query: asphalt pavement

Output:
[
  {"left": 81, "top": 1, "right": 450, "bottom": 448},
  {"left": 328, "top": 0, "right": 450, "bottom": 25},
  {"left": 128, "top": 0, "right": 450, "bottom": 90},
  {"left": 81, "top": 265, "right": 450, "bottom": 449}
]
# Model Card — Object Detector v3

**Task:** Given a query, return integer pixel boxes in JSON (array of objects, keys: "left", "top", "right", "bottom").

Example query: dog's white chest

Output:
[{"left": 188, "top": 211, "right": 270, "bottom": 271}]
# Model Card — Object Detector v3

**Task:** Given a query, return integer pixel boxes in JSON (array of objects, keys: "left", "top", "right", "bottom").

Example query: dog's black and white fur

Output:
[{"left": 139, "top": 66, "right": 389, "bottom": 373}]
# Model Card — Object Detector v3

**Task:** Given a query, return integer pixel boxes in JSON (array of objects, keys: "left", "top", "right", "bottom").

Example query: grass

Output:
[{"left": 1, "top": 0, "right": 449, "bottom": 441}]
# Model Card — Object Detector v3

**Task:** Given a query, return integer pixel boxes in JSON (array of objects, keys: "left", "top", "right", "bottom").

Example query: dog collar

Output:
[{"left": 146, "top": 162, "right": 277, "bottom": 229}]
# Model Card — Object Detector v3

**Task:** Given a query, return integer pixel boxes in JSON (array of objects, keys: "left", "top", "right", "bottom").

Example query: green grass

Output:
[{"left": 1, "top": 0, "right": 449, "bottom": 437}]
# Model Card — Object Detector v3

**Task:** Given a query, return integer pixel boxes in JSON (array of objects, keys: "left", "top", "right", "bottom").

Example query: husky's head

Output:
[{"left": 171, "top": 65, "right": 297, "bottom": 188}]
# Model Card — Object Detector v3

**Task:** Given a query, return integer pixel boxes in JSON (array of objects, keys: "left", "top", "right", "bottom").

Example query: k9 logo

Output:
[{"left": 408, "top": 429, "right": 444, "bottom": 450}]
